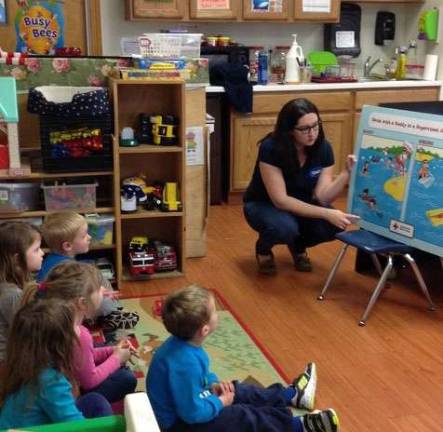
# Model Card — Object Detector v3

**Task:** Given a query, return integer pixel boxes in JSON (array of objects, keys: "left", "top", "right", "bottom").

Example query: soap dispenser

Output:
[
  {"left": 285, "top": 34, "right": 304, "bottom": 83},
  {"left": 375, "top": 11, "right": 396, "bottom": 46}
]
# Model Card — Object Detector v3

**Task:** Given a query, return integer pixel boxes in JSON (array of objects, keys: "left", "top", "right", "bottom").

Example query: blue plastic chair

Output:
[{"left": 317, "top": 230, "right": 436, "bottom": 326}]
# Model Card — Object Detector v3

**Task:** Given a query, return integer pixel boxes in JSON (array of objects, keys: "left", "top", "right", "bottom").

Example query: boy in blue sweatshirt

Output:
[
  {"left": 37, "top": 211, "right": 139, "bottom": 330},
  {"left": 146, "top": 285, "right": 340, "bottom": 432}
]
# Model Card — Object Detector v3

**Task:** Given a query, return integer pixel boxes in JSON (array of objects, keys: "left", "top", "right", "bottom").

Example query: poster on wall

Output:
[
  {"left": 349, "top": 105, "right": 443, "bottom": 257},
  {"left": 15, "top": 0, "right": 64, "bottom": 54}
]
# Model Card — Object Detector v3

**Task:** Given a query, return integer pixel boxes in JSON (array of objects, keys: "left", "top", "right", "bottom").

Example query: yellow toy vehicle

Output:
[
  {"left": 150, "top": 115, "right": 178, "bottom": 146},
  {"left": 161, "top": 182, "right": 182, "bottom": 212},
  {"left": 129, "top": 236, "right": 149, "bottom": 252}
]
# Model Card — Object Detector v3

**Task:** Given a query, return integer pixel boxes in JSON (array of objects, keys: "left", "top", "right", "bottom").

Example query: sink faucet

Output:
[{"left": 363, "top": 56, "right": 384, "bottom": 77}]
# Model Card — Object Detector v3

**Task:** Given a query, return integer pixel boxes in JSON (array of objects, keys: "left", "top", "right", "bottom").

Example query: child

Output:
[
  {"left": 0, "top": 221, "right": 44, "bottom": 370},
  {"left": 0, "top": 298, "right": 112, "bottom": 429},
  {"left": 147, "top": 285, "right": 340, "bottom": 432},
  {"left": 38, "top": 211, "right": 139, "bottom": 330},
  {"left": 42, "top": 260, "right": 137, "bottom": 404}
]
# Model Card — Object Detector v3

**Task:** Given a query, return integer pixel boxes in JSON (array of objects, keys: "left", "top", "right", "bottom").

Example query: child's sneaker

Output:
[
  {"left": 292, "top": 362, "right": 317, "bottom": 411},
  {"left": 100, "top": 310, "right": 139, "bottom": 330},
  {"left": 302, "top": 408, "right": 339, "bottom": 432}
]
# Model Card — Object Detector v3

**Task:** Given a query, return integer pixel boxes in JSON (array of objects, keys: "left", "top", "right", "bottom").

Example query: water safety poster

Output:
[{"left": 348, "top": 105, "right": 443, "bottom": 257}]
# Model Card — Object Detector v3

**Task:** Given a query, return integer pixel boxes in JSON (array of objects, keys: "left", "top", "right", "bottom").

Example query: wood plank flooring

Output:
[{"left": 122, "top": 200, "right": 443, "bottom": 432}]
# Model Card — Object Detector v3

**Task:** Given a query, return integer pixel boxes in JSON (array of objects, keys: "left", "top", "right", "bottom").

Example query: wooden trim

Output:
[{"left": 86, "top": 0, "right": 102, "bottom": 56}]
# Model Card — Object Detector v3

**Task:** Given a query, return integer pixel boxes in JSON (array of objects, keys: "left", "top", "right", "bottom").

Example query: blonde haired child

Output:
[
  {"left": 42, "top": 260, "right": 137, "bottom": 405},
  {"left": 0, "top": 298, "right": 112, "bottom": 429},
  {"left": 0, "top": 221, "right": 44, "bottom": 369},
  {"left": 38, "top": 211, "right": 139, "bottom": 330},
  {"left": 147, "top": 285, "right": 339, "bottom": 432}
]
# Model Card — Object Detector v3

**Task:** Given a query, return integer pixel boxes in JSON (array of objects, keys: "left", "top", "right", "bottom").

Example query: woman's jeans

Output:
[{"left": 244, "top": 201, "right": 341, "bottom": 255}]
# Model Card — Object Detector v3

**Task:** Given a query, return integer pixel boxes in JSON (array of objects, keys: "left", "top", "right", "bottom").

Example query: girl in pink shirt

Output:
[{"left": 41, "top": 261, "right": 137, "bottom": 404}]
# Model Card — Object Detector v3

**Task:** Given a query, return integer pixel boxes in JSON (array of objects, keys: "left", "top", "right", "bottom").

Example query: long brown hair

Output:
[
  {"left": 0, "top": 221, "right": 41, "bottom": 288},
  {"left": 43, "top": 260, "right": 102, "bottom": 304},
  {"left": 259, "top": 98, "right": 325, "bottom": 177},
  {"left": 0, "top": 298, "right": 77, "bottom": 407}
]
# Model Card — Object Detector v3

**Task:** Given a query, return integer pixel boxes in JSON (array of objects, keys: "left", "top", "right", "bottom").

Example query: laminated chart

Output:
[{"left": 348, "top": 105, "right": 443, "bottom": 257}]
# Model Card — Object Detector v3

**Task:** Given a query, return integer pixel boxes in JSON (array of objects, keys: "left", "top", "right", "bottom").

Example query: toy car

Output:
[
  {"left": 152, "top": 240, "right": 177, "bottom": 272},
  {"left": 150, "top": 115, "right": 178, "bottom": 146},
  {"left": 129, "top": 236, "right": 149, "bottom": 252},
  {"left": 128, "top": 250, "right": 155, "bottom": 276},
  {"left": 96, "top": 257, "right": 115, "bottom": 281}
]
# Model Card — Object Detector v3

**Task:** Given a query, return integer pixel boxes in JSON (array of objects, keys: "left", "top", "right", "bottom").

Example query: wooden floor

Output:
[{"left": 122, "top": 199, "right": 443, "bottom": 432}]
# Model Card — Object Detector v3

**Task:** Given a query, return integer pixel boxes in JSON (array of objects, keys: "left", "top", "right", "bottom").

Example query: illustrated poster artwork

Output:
[
  {"left": 185, "top": 126, "right": 204, "bottom": 166},
  {"left": 348, "top": 105, "right": 443, "bottom": 257}
]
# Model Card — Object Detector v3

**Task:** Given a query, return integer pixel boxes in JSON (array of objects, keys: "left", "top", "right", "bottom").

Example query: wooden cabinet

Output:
[
  {"left": 190, "top": 0, "right": 238, "bottom": 20},
  {"left": 243, "top": 0, "right": 289, "bottom": 21},
  {"left": 125, "top": 0, "right": 340, "bottom": 21},
  {"left": 353, "top": 87, "right": 440, "bottom": 141},
  {"left": 230, "top": 114, "right": 276, "bottom": 192},
  {"left": 125, "top": 0, "right": 186, "bottom": 20},
  {"left": 110, "top": 79, "right": 185, "bottom": 286},
  {"left": 294, "top": 0, "right": 340, "bottom": 22}
]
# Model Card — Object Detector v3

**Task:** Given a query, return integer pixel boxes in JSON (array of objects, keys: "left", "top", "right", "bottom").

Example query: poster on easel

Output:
[
  {"left": 15, "top": 0, "right": 65, "bottom": 54},
  {"left": 348, "top": 105, "right": 443, "bottom": 257}
]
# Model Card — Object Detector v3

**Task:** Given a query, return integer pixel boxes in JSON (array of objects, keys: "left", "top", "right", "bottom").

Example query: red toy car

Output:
[
  {"left": 153, "top": 240, "right": 177, "bottom": 272},
  {"left": 128, "top": 250, "right": 155, "bottom": 276}
]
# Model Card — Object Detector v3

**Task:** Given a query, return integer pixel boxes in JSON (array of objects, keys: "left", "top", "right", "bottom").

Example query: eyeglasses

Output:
[{"left": 294, "top": 121, "right": 321, "bottom": 135}]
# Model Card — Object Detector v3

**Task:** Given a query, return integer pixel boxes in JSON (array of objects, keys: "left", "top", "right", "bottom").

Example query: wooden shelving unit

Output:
[{"left": 110, "top": 78, "right": 186, "bottom": 287}]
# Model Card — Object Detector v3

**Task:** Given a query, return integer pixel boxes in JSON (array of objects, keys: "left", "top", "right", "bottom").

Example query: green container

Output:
[{"left": 1, "top": 415, "right": 126, "bottom": 432}]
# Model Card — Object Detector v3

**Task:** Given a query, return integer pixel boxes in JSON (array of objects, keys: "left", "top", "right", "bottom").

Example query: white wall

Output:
[{"left": 101, "top": 0, "right": 412, "bottom": 74}]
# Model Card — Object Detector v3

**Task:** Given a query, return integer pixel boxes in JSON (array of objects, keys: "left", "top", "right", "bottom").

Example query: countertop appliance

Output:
[{"left": 201, "top": 45, "right": 249, "bottom": 85}]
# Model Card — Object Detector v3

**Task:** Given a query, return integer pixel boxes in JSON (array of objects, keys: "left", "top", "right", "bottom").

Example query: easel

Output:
[{"left": 0, "top": 76, "right": 28, "bottom": 176}]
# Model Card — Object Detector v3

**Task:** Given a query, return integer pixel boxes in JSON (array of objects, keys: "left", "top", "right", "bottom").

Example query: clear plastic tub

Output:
[
  {"left": 138, "top": 33, "right": 202, "bottom": 59},
  {"left": 86, "top": 214, "right": 115, "bottom": 246},
  {"left": 0, "top": 183, "right": 40, "bottom": 213},
  {"left": 42, "top": 182, "right": 97, "bottom": 211}
]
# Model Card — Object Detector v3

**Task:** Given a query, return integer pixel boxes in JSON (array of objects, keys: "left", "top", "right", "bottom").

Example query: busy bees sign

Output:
[{"left": 15, "top": 0, "right": 64, "bottom": 54}]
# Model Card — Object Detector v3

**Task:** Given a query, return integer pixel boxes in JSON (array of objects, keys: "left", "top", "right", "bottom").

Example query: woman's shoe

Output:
[
  {"left": 294, "top": 252, "right": 313, "bottom": 272},
  {"left": 256, "top": 252, "right": 276, "bottom": 275}
]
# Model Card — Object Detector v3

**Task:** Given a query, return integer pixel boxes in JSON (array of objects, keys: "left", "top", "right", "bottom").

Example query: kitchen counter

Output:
[{"left": 206, "top": 80, "right": 442, "bottom": 93}]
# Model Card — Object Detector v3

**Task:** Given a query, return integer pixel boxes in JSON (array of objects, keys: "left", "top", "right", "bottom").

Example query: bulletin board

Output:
[{"left": 348, "top": 105, "right": 443, "bottom": 257}]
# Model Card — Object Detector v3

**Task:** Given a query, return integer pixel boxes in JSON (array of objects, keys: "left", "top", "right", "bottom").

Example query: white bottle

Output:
[{"left": 285, "top": 34, "right": 304, "bottom": 83}]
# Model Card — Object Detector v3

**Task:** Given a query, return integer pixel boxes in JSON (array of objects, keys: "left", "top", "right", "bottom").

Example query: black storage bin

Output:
[{"left": 28, "top": 87, "right": 114, "bottom": 173}]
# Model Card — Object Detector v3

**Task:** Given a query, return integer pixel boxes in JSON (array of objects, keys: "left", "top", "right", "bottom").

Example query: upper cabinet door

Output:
[
  {"left": 126, "top": 0, "right": 186, "bottom": 19},
  {"left": 243, "top": 0, "right": 289, "bottom": 21},
  {"left": 294, "top": 0, "right": 340, "bottom": 22},
  {"left": 190, "top": 0, "right": 238, "bottom": 19}
]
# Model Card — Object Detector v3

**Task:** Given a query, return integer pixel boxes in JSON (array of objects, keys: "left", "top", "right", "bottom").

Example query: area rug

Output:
[{"left": 111, "top": 291, "right": 288, "bottom": 392}]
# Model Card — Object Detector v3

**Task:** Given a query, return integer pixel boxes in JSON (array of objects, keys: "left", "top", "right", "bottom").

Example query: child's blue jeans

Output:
[{"left": 85, "top": 367, "right": 137, "bottom": 403}]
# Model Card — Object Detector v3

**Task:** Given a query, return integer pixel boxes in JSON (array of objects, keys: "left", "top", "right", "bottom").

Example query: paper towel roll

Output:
[{"left": 423, "top": 54, "right": 439, "bottom": 81}]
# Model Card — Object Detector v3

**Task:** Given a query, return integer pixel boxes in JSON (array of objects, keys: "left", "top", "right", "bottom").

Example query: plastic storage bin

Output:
[
  {"left": 0, "top": 183, "right": 40, "bottom": 212},
  {"left": 86, "top": 213, "right": 115, "bottom": 246},
  {"left": 138, "top": 33, "right": 202, "bottom": 59},
  {"left": 42, "top": 182, "right": 97, "bottom": 211}
]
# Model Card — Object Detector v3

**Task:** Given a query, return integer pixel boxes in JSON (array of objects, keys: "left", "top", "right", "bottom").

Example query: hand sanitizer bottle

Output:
[{"left": 285, "top": 34, "right": 304, "bottom": 83}]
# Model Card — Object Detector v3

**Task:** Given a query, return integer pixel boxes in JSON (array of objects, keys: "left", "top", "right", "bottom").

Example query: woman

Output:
[{"left": 243, "top": 98, "right": 357, "bottom": 274}]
